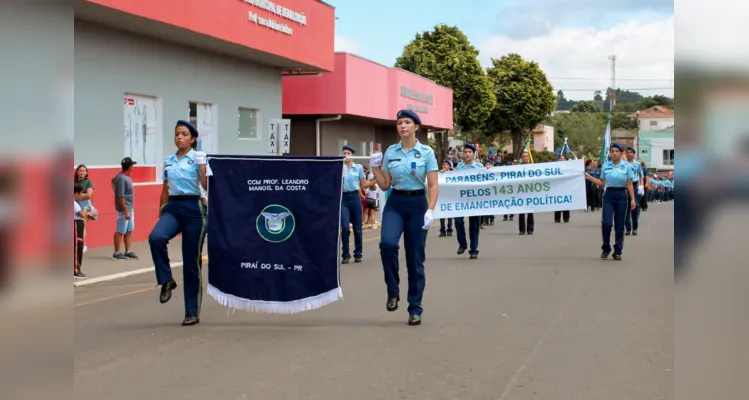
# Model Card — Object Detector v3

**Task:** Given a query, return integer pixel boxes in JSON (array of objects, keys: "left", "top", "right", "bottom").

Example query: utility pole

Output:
[{"left": 608, "top": 54, "right": 617, "bottom": 110}]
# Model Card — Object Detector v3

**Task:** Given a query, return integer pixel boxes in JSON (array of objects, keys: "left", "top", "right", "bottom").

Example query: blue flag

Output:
[{"left": 206, "top": 155, "right": 344, "bottom": 314}]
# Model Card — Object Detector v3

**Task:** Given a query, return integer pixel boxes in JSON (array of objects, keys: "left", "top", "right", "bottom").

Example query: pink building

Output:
[{"left": 282, "top": 52, "right": 454, "bottom": 156}]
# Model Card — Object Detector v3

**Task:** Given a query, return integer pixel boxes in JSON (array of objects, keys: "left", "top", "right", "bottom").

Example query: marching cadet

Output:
[
  {"left": 454, "top": 143, "right": 483, "bottom": 259},
  {"left": 438, "top": 159, "right": 454, "bottom": 237},
  {"left": 149, "top": 120, "right": 209, "bottom": 326},
  {"left": 517, "top": 151, "right": 534, "bottom": 235},
  {"left": 554, "top": 154, "right": 571, "bottom": 223},
  {"left": 481, "top": 159, "right": 496, "bottom": 227},
  {"left": 584, "top": 143, "right": 637, "bottom": 260},
  {"left": 624, "top": 147, "right": 645, "bottom": 235},
  {"left": 370, "top": 109, "right": 438, "bottom": 326},
  {"left": 341, "top": 145, "right": 367, "bottom": 263}
]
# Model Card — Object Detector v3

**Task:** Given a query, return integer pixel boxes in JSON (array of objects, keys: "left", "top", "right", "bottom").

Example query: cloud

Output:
[
  {"left": 334, "top": 36, "right": 358, "bottom": 54},
  {"left": 487, "top": 0, "right": 673, "bottom": 40},
  {"left": 477, "top": 16, "right": 674, "bottom": 101}
]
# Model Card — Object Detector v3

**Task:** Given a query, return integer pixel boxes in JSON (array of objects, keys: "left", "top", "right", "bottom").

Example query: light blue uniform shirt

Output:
[
  {"left": 343, "top": 162, "right": 365, "bottom": 192},
  {"left": 382, "top": 140, "right": 438, "bottom": 191},
  {"left": 601, "top": 160, "right": 635, "bottom": 188},
  {"left": 627, "top": 160, "right": 642, "bottom": 183},
  {"left": 163, "top": 149, "right": 202, "bottom": 196},
  {"left": 455, "top": 161, "right": 485, "bottom": 170}
]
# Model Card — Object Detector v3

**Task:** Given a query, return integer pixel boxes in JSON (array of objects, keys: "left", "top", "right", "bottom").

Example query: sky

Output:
[{"left": 332, "top": 0, "right": 674, "bottom": 101}]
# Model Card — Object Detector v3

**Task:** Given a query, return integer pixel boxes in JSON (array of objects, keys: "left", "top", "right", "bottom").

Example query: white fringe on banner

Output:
[{"left": 207, "top": 283, "right": 343, "bottom": 315}]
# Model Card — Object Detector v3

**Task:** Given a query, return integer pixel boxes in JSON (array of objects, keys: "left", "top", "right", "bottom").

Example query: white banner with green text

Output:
[{"left": 435, "top": 160, "right": 587, "bottom": 218}]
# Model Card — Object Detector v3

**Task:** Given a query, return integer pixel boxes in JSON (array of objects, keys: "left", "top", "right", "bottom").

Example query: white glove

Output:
[
  {"left": 637, "top": 185, "right": 645, "bottom": 196},
  {"left": 422, "top": 209, "right": 434, "bottom": 230},
  {"left": 194, "top": 151, "right": 207, "bottom": 165},
  {"left": 370, "top": 152, "right": 383, "bottom": 168}
]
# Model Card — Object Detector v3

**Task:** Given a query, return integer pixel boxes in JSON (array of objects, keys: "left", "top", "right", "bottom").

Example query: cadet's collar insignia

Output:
[
  {"left": 414, "top": 152, "right": 421, "bottom": 159},
  {"left": 187, "top": 160, "right": 195, "bottom": 164},
  {"left": 351, "top": 166, "right": 357, "bottom": 172},
  {"left": 620, "top": 165, "right": 625, "bottom": 170}
]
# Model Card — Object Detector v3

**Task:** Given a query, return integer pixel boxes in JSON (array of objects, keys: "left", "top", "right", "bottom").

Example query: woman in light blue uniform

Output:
[
  {"left": 149, "top": 120, "right": 209, "bottom": 326},
  {"left": 454, "top": 143, "right": 483, "bottom": 258},
  {"left": 370, "top": 109, "right": 438, "bottom": 326},
  {"left": 341, "top": 145, "right": 367, "bottom": 263},
  {"left": 584, "top": 143, "right": 637, "bottom": 260}
]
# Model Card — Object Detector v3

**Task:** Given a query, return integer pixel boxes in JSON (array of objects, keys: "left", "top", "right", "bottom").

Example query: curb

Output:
[{"left": 74, "top": 255, "right": 208, "bottom": 287}]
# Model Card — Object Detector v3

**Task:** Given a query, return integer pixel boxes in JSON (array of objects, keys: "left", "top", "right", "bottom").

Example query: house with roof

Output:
[
  {"left": 638, "top": 125, "right": 674, "bottom": 172},
  {"left": 628, "top": 105, "right": 675, "bottom": 132},
  {"left": 502, "top": 124, "right": 555, "bottom": 153}
]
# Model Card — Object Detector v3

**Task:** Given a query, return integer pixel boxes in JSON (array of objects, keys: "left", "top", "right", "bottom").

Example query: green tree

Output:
[
  {"left": 546, "top": 112, "right": 606, "bottom": 157},
  {"left": 395, "top": 24, "right": 496, "bottom": 159},
  {"left": 570, "top": 100, "right": 602, "bottom": 113},
  {"left": 594, "top": 90, "right": 603, "bottom": 101},
  {"left": 610, "top": 113, "right": 639, "bottom": 131},
  {"left": 486, "top": 53, "right": 556, "bottom": 156}
]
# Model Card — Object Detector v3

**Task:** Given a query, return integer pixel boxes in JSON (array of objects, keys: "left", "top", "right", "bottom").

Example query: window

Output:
[
  {"left": 663, "top": 149, "right": 674, "bottom": 166},
  {"left": 238, "top": 108, "right": 259, "bottom": 139},
  {"left": 650, "top": 120, "right": 658, "bottom": 126},
  {"left": 641, "top": 149, "right": 648, "bottom": 154}
]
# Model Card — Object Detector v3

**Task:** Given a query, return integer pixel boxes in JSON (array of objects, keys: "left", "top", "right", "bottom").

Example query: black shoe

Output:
[
  {"left": 509, "top": 217, "right": 514, "bottom": 221},
  {"left": 159, "top": 280, "right": 177, "bottom": 304},
  {"left": 447, "top": 231, "right": 453, "bottom": 237},
  {"left": 632, "top": 230, "right": 638, "bottom": 236},
  {"left": 519, "top": 231, "right": 526, "bottom": 235},
  {"left": 181, "top": 316, "right": 200, "bottom": 326},
  {"left": 457, "top": 246, "right": 466, "bottom": 255},
  {"left": 469, "top": 253, "right": 478, "bottom": 260},
  {"left": 613, "top": 254, "right": 622, "bottom": 261},
  {"left": 354, "top": 256, "right": 362, "bottom": 263},
  {"left": 480, "top": 225, "right": 485, "bottom": 229},
  {"left": 342, "top": 257, "right": 350, "bottom": 264},
  {"left": 74, "top": 271, "right": 87, "bottom": 279},
  {"left": 625, "top": 231, "right": 631, "bottom": 236},
  {"left": 564, "top": 220, "right": 569, "bottom": 223},
  {"left": 528, "top": 231, "right": 534, "bottom": 235},
  {"left": 408, "top": 314, "right": 421, "bottom": 326},
  {"left": 503, "top": 217, "right": 508, "bottom": 221},
  {"left": 490, "top": 221, "right": 494, "bottom": 225},
  {"left": 386, "top": 296, "right": 399, "bottom": 312},
  {"left": 439, "top": 232, "right": 446, "bottom": 237},
  {"left": 601, "top": 252, "right": 610, "bottom": 259}
]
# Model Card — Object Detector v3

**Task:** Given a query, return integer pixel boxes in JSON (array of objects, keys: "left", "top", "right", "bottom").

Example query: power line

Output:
[
  {"left": 549, "top": 77, "right": 674, "bottom": 81},
  {"left": 554, "top": 88, "right": 674, "bottom": 91}
]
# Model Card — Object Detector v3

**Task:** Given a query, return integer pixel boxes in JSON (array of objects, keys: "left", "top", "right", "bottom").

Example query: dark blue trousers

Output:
[
  {"left": 625, "top": 183, "right": 640, "bottom": 231},
  {"left": 340, "top": 192, "right": 363, "bottom": 259},
  {"left": 439, "top": 218, "right": 453, "bottom": 233},
  {"left": 149, "top": 197, "right": 207, "bottom": 318},
  {"left": 455, "top": 216, "right": 480, "bottom": 254},
  {"left": 601, "top": 188, "right": 627, "bottom": 255},
  {"left": 379, "top": 192, "right": 427, "bottom": 315}
]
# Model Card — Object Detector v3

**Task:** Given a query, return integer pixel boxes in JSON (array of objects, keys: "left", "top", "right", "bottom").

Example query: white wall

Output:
[
  {"left": 639, "top": 117, "right": 675, "bottom": 132},
  {"left": 649, "top": 137, "right": 675, "bottom": 169}
]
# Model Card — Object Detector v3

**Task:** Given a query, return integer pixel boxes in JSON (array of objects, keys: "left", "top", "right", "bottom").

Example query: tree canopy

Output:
[
  {"left": 546, "top": 112, "right": 606, "bottom": 158},
  {"left": 394, "top": 24, "right": 496, "bottom": 133},
  {"left": 569, "top": 100, "right": 602, "bottom": 113},
  {"left": 486, "top": 53, "right": 556, "bottom": 156}
]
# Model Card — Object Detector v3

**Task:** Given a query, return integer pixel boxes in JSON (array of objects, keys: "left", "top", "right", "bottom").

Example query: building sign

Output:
[
  {"left": 401, "top": 86, "right": 433, "bottom": 114},
  {"left": 400, "top": 86, "right": 433, "bottom": 104},
  {"left": 240, "top": 0, "right": 307, "bottom": 36}
]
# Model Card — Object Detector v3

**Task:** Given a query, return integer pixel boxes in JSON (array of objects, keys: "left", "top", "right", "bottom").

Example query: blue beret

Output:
[
  {"left": 342, "top": 145, "right": 356, "bottom": 154},
  {"left": 396, "top": 109, "right": 422, "bottom": 125},
  {"left": 176, "top": 120, "right": 199, "bottom": 138},
  {"left": 442, "top": 159, "right": 453, "bottom": 168},
  {"left": 610, "top": 142, "right": 624, "bottom": 151},
  {"left": 506, "top": 162, "right": 513, "bottom": 165},
  {"left": 626, "top": 146, "right": 636, "bottom": 153},
  {"left": 463, "top": 143, "right": 477, "bottom": 152}
]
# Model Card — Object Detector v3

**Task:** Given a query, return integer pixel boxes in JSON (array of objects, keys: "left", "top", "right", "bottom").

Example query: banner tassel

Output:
[{"left": 207, "top": 283, "right": 343, "bottom": 315}]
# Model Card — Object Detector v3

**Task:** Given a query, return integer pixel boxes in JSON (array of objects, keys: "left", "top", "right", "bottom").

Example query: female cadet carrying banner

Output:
[
  {"left": 454, "top": 143, "right": 483, "bottom": 258},
  {"left": 369, "top": 109, "right": 438, "bottom": 326},
  {"left": 584, "top": 142, "right": 637, "bottom": 261},
  {"left": 149, "top": 120, "right": 209, "bottom": 326},
  {"left": 341, "top": 145, "right": 367, "bottom": 263}
]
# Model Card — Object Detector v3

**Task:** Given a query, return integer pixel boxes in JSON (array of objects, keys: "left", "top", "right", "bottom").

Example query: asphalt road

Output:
[{"left": 75, "top": 206, "right": 673, "bottom": 400}]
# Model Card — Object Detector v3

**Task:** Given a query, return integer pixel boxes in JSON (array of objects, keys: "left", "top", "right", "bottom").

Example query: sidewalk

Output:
[{"left": 75, "top": 237, "right": 205, "bottom": 286}]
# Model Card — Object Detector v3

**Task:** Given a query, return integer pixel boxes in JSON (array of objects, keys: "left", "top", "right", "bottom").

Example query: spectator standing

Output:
[{"left": 111, "top": 157, "right": 139, "bottom": 260}]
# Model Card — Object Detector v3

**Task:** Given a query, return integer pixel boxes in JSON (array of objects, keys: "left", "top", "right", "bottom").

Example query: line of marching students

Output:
[{"left": 435, "top": 142, "right": 675, "bottom": 262}]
